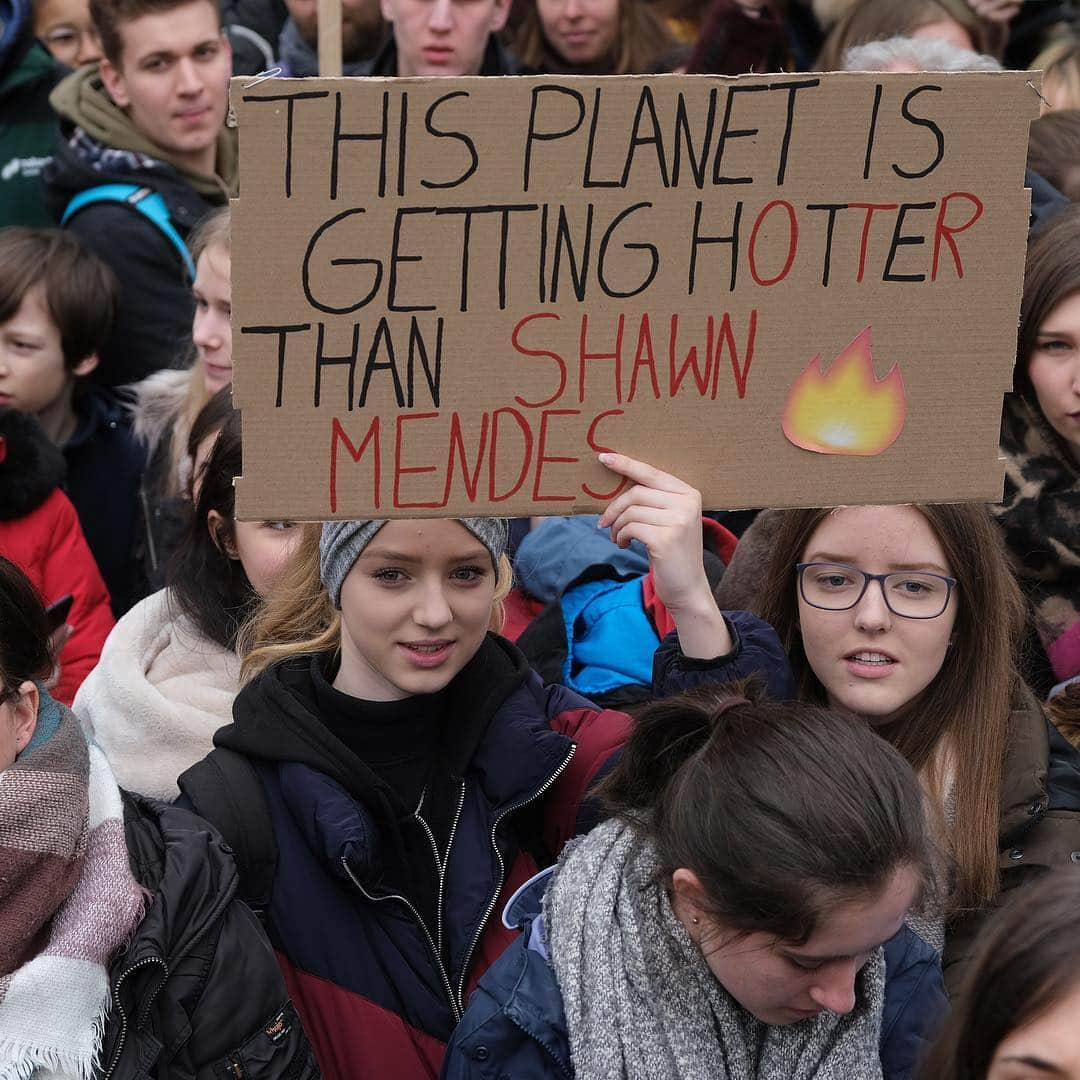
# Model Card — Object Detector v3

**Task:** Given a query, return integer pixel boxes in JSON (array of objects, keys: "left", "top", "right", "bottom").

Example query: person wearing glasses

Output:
[{"left": 594, "top": 455, "right": 1080, "bottom": 998}]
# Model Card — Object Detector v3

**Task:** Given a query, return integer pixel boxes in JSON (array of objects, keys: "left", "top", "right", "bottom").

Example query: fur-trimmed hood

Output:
[
  {"left": 128, "top": 367, "right": 192, "bottom": 459},
  {"left": 0, "top": 408, "right": 65, "bottom": 521}
]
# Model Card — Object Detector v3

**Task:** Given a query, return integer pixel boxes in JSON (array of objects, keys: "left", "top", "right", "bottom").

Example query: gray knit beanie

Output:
[{"left": 319, "top": 518, "right": 509, "bottom": 607}]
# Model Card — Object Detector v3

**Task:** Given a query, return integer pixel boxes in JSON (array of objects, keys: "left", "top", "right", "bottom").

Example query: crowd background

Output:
[{"left": 4, "top": 0, "right": 1080, "bottom": 1077}]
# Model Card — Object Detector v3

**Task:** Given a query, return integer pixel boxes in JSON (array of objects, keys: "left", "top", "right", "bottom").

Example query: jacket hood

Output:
[
  {"left": 0, "top": 408, "right": 65, "bottom": 520},
  {"left": 218, "top": 632, "right": 531, "bottom": 805},
  {"left": 48, "top": 64, "right": 238, "bottom": 200}
]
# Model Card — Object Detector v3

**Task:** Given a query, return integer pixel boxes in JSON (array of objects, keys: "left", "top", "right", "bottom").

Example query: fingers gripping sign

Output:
[{"left": 596, "top": 452, "right": 734, "bottom": 659}]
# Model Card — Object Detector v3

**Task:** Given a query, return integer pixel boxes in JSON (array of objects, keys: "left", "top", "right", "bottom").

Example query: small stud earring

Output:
[{"left": 691, "top": 916, "right": 700, "bottom": 925}]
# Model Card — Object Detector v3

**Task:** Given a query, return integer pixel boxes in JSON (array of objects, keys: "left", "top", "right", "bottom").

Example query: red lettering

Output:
[
  {"left": 578, "top": 313, "right": 624, "bottom": 403},
  {"left": 669, "top": 314, "right": 715, "bottom": 399},
  {"left": 328, "top": 415, "right": 380, "bottom": 513},
  {"left": 583, "top": 409, "right": 629, "bottom": 501},
  {"left": 488, "top": 407, "right": 533, "bottom": 503},
  {"left": 442, "top": 411, "right": 489, "bottom": 506},
  {"left": 393, "top": 411, "right": 442, "bottom": 509},
  {"left": 848, "top": 203, "right": 899, "bottom": 284},
  {"left": 532, "top": 408, "right": 580, "bottom": 503},
  {"left": 712, "top": 309, "right": 758, "bottom": 400},
  {"left": 627, "top": 314, "right": 660, "bottom": 403},
  {"left": 748, "top": 200, "right": 798, "bottom": 286},
  {"left": 931, "top": 191, "right": 984, "bottom": 281},
  {"left": 511, "top": 312, "right": 567, "bottom": 409}
]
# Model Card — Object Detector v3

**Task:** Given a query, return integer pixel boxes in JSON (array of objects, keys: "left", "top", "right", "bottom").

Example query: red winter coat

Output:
[{"left": 0, "top": 487, "right": 114, "bottom": 704}]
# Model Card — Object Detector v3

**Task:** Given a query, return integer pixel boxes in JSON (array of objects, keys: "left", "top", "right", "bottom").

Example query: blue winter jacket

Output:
[{"left": 443, "top": 869, "right": 948, "bottom": 1080}]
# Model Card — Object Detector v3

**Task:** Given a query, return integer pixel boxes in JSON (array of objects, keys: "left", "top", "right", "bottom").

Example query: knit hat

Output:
[{"left": 320, "top": 518, "right": 509, "bottom": 608}]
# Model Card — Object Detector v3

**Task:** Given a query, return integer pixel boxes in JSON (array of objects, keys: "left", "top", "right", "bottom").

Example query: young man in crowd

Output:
[
  {"left": 43, "top": 0, "right": 234, "bottom": 387},
  {"left": 361, "top": 0, "right": 516, "bottom": 76},
  {"left": 0, "top": 228, "right": 145, "bottom": 615}
]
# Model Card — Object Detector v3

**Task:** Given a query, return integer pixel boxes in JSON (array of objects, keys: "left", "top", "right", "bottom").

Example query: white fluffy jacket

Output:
[{"left": 74, "top": 588, "right": 240, "bottom": 799}]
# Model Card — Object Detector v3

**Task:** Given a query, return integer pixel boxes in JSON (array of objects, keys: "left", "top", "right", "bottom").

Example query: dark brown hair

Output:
[
  {"left": 91, "top": 0, "right": 221, "bottom": 65},
  {"left": 513, "top": 0, "right": 676, "bottom": 74},
  {"left": 0, "top": 228, "right": 117, "bottom": 369},
  {"left": 167, "top": 395, "right": 253, "bottom": 649},
  {"left": 757, "top": 504, "right": 1025, "bottom": 912},
  {"left": 0, "top": 557, "right": 54, "bottom": 697},
  {"left": 1027, "top": 111, "right": 1080, "bottom": 203},
  {"left": 599, "top": 680, "right": 930, "bottom": 943},
  {"left": 921, "top": 872, "right": 1080, "bottom": 1079},
  {"left": 1017, "top": 204, "right": 1080, "bottom": 401},
  {"left": 816, "top": 0, "right": 1003, "bottom": 70}
]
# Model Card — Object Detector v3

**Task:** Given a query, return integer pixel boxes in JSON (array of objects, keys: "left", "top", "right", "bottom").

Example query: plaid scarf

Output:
[
  {"left": 995, "top": 395, "right": 1080, "bottom": 683},
  {"left": 68, "top": 127, "right": 161, "bottom": 177},
  {"left": 0, "top": 694, "right": 144, "bottom": 1080}
]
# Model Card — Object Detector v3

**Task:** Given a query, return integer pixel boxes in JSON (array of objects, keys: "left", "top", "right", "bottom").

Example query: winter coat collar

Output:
[
  {"left": 49, "top": 63, "right": 238, "bottom": 199},
  {"left": 0, "top": 407, "right": 65, "bottom": 520},
  {"left": 220, "top": 635, "right": 575, "bottom": 888}
]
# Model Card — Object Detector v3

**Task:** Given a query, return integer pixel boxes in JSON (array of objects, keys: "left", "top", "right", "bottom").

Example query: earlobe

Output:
[
  {"left": 13, "top": 682, "right": 39, "bottom": 754},
  {"left": 99, "top": 58, "right": 130, "bottom": 109},
  {"left": 207, "top": 509, "right": 239, "bottom": 559},
  {"left": 72, "top": 353, "right": 99, "bottom": 378}
]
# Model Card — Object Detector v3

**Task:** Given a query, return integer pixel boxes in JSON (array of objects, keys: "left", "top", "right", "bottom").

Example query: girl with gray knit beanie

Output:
[
  {"left": 178, "top": 456, "right": 784, "bottom": 1079},
  {"left": 444, "top": 682, "right": 947, "bottom": 1080}
]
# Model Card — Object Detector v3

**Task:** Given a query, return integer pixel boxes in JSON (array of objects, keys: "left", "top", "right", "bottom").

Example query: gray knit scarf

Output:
[{"left": 544, "top": 819, "right": 886, "bottom": 1080}]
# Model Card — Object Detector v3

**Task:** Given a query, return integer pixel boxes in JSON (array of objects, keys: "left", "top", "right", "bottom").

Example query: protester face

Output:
[
  {"left": 98, "top": 0, "right": 231, "bottom": 175},
  {"left": 676, "top": 864, "right": 919, "bottom": 1025},
  {"left": 0, "top": 682, "right": 38, "bottom": 771},
  {"left": 1028, "top": 289, "right": 1080, "bottom": 456},
  {"left": 231, "top": 521, "right": 302, "bottom": 597},
  {"left": 0, "top": 285, "right": 94, "bottom": 413},
  {"left": 380, "top": 0, "right": 511, "bottom": 76},
  {"left": 537, "top": 0, "right": 619, "bottom": 66},
  {"left": 988, "top": 982, "right": 1080, "bottom": 1080},
  {"left": 336, "top": 519, "right": 497, "bottom": 700},
  {"left": 796, "top": 505, "right": 958, "bottom": 720},
  {"left": 192, "top": 244, "right": 232, "bottom": 395},
  {"left": 909, "top": 17, "right": 974, "bottom": 51},
  {"left": 284, "top": 0, "right": 383, "bottom": 55},
  {"left": 33, "top": 0, "right": 102, "bottom": 66}
]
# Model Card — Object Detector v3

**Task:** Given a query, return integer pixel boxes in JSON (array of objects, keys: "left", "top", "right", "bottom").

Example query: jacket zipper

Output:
[
  {"left": 103, "top": 853, "right": 240, "bottom": 1078},
  {"left": 414, "top": 779, "right": 467, "bottom": 959},
  {"left": 341, "top": 855, "right": 463, "bottom": 1024},
  {"left": 455, "top": 744, "right": 576, "bottom": 1013},
  {"left": 102, "top": 957, "right": 168, "bottom": 1080}
]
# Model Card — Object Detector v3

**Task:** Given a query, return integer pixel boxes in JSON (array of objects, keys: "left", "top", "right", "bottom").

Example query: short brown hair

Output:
[
  {"left": 91, "top": 0, "right": 221, "bottom": 65},
  {"left": 0, "top": 228, "right": 118, "bottom": 369}
]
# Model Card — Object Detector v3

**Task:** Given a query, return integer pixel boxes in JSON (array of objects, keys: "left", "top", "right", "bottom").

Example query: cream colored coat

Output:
[{"left": 74, "top": 588, "right": 240, "bottom": 799}]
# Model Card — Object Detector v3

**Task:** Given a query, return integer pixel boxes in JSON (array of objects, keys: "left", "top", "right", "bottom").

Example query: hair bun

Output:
[{"left": 709, "top": 695, "right": 750, "bottom": 727}]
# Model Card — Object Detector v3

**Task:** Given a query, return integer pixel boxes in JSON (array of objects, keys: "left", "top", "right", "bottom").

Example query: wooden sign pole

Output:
[{"left": 318, "top": 0, "right": 342, "bottom": 76}]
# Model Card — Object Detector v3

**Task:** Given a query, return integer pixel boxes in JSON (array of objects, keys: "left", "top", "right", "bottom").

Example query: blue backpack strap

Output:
[{"left": 62, "top": 183, "right": 196, "bottom": 279}]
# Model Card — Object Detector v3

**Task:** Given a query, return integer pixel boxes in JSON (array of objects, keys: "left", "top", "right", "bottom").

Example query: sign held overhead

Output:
[{"left": 231, "top": 71, "right": 1037, "bottom": 519}]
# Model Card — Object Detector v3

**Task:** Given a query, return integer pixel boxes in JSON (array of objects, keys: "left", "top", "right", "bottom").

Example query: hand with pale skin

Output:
[
  {"left": 595, "top": 452, "right": 733, "bottom": 659},
  {"left": 966, "top": 0, "right": 1022, "bottom": 23}
]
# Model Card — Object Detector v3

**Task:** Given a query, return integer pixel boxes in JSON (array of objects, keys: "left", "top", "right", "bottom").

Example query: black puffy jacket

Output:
[{"left": 100, "top": 793, "right": 319, "bottom": 1080}]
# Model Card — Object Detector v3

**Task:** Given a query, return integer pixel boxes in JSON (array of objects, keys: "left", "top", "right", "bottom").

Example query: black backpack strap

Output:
[{"left": 178, "top": 748, "right": 277, "bottom": 910}]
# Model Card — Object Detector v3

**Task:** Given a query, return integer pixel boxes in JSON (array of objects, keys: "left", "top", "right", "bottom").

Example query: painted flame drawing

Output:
[{"left": 781, "top": 327, "right": 906, "bottom": 456}]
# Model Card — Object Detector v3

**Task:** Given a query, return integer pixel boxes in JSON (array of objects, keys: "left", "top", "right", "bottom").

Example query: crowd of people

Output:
[{"left": 4, "top": 0, "right": 1080, "bottom": 1077}]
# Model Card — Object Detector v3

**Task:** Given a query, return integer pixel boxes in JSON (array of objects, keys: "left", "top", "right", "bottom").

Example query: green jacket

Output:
[{"left": 0, "top": 37, "right": 62, "bottom": 228}]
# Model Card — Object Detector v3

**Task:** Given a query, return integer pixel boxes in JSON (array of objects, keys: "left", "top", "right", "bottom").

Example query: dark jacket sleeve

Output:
[
  {"left": 65, "top": 203, "right": 193, "bottom": 385},
  {"left": 184, "top": 900, "right": 320, "bottom": 1077},
  {"left": 880, "top": 929, "right": 948, "bottom": 1080},
  {"left": 651, "top": 611, "right": 795, "bottom": 702}
]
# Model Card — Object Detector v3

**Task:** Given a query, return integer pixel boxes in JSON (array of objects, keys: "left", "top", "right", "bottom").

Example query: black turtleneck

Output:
[{"left": 312, "top": 655, "right": 448, "bottom": 818}]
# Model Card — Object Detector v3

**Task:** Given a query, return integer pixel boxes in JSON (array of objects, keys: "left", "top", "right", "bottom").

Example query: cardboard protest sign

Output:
[{"left": 231, "top": 72, "right": 1037, "bottom": 519}]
